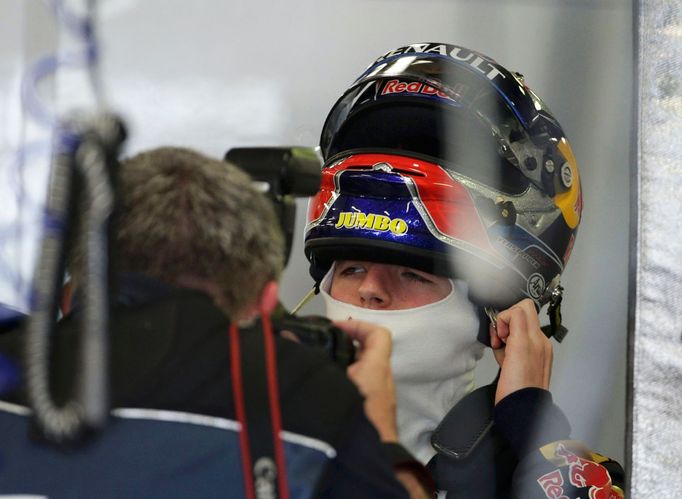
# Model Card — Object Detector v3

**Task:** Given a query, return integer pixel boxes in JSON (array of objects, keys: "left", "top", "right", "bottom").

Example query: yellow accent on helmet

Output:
[{"left": 554, "top": 139, "right": 581, "bottom": 229}]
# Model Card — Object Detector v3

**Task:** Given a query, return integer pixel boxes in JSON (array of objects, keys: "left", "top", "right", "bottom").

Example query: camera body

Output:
[
  {"left": 273, "top": 312, "right": 356, "bottom": 368},
  {"left": 225, "top": 146, "right": 356, "bottom": 367},
  {"left": 224, "top": 147, "right": 321, "bottom": 266}
]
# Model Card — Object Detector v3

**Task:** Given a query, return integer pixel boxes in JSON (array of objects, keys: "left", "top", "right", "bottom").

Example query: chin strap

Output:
[
  {"left": 540, "top": 284, "right": 568, "bottom": 342},
  {"left": 483, "top": 284, "right": 569, "bottom": 344}
]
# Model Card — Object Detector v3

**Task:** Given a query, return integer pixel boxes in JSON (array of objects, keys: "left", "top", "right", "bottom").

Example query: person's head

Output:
[
  {"left": 73, "top": 146, "right": 285, "bottom": 318},
  {"left": 305, "top": 42, "right": 582, "bottom": 311}
]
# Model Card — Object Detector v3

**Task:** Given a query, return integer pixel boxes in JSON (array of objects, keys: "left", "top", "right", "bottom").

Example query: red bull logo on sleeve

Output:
[
  {"left": 335, "top": 211, "right": 408, "bottom": 235},
  {"left": 537, "top": 470, "right": 569, "bottom": 499},
  {"left": 537, "top": 443, "right": 622, "bottom": 499}
]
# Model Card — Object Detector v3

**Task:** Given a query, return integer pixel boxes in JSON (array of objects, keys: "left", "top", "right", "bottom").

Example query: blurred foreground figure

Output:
[
  {"left": 0, "top": 147, "right": 426, "bottom": 498},
  {"left": 303, "top": 43, "right": 625, "bottom": 498}
]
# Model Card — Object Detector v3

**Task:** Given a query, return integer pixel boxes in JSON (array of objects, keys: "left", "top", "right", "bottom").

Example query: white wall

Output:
[{"left": 2, "top": 0, "right": 632, "bottom": 462}]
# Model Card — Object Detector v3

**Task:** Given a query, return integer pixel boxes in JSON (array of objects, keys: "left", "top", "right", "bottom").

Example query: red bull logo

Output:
[
  {"left": 537, "top": 469, "right": 568, "bottom": 499},
  {"left": 381, "top": 79, "right": 460, "bottom": 101},
  {"left": 537, "top": 444, "right": 621, "bottom": 499}
]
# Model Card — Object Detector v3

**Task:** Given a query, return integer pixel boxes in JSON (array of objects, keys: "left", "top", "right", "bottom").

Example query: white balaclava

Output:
[{"left": 320, "top": 266, "right": 484, "bottom": 463}]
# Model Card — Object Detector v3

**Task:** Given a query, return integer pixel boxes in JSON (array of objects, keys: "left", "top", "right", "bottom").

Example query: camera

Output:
[
  {"left": 273, "top": 312, "right": 356, "bottom": 368},
  {"left": 225, "top": 147, "right": 356, "bottom": 368},
  {"left": 224, "top": 147, "right": 321, "bottom": 266}
]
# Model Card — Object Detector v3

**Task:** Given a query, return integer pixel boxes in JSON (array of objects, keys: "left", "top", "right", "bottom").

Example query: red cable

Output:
[
  {"left": 261, "top": 314, "right": 290, "bottom": 499},
  {"left": 229, "top": 323, "right": 256, "bottom": 499}
]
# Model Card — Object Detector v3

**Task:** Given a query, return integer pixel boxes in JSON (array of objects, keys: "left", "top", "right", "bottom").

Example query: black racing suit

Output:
[{"left": 428, "top": 375, "right": 626, "bottom": 498}]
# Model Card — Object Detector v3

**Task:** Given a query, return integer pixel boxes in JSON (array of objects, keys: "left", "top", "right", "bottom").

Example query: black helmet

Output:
[{"left": 306, "top": 43, "right": 582, "bottom": 310}]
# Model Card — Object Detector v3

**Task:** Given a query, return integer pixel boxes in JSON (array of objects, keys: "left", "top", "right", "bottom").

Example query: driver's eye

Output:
[
  {"left": 402, "top": 271, "right": 430, "bottom": 283},
  {"left": 338, "top": 265, "right": 366, "bottom": 277}
]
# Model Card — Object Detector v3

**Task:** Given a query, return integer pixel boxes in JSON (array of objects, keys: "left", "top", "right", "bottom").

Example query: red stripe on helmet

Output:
[
  {"left": 410, "top": 162, "right": 496, "bottom": 255},
  {"left": 310, "top": 153, "right": 497, "bottom": 257},
  {"left": 306, "top": 158, "right": 350, "bottom": 224}
]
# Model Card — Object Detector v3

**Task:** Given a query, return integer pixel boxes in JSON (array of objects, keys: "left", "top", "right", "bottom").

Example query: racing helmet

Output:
[{"left": 305, "top": 43, "right": 582, "bottom": 310}]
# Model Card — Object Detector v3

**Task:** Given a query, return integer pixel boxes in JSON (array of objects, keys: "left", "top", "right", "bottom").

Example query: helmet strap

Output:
[{"left": 541, "top": 284, "right": 569, "bottom": 342}]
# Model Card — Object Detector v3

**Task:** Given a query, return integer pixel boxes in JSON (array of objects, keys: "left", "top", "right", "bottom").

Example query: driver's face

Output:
[{"left": 329, "top": 260, "right": 452, "bottom": 310}]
